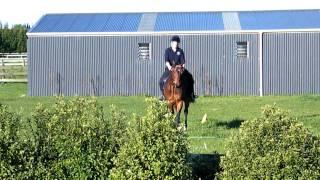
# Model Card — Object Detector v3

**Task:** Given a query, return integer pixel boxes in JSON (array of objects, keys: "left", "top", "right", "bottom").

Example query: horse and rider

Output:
[{"left": 159, "top": 35, "right": 196, "bottom": 130}]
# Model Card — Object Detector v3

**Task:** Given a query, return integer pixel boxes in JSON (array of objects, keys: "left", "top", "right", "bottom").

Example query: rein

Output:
[{"left": 168, "top": 71, "right": 182, "bottom": 89}]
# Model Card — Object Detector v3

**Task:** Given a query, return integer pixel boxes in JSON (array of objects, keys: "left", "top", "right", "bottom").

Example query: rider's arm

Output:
[
  {"left": 165, "top": 49, "right": 172, "bottom": 70},
  {"left": 166, "top": 62, "right": 172, "bottom": 70}
]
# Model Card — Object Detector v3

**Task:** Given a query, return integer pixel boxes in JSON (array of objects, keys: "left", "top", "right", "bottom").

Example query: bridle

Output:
[{"left": 171, "top": 65, "right": 184, "bottom": 88}]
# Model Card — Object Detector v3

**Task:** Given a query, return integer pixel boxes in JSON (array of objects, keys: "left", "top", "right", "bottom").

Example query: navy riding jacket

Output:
[{"left": 164, "top": 47, "right": 185, "bottom": 67}]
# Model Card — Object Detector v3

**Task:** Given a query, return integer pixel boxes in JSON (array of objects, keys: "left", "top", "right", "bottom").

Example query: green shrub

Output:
[
  {"left": 28, "top": 97, "right": 127, "bottom": 179},
  {"left": 221, "top": 105, "right": 320, "bottom": 179},
  {"left": 0, "top": 104, "right": 20, "bottom": 177},
  {"left": 109, "top": 98, "right": 191, "bottom": 180},
  {"left": 0, "top": 97, "right": 128, "bottom": 179},
  {"left": 0, "top": 104, "right": 33, "bottom": 179},
  {"left": 0, "top": 97, "right": 192, "bottom": 179}
]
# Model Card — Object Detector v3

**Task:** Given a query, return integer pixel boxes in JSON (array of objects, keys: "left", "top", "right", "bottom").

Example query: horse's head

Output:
[{"left": 171, "top": 64, "right": 184, "bottom": 88}]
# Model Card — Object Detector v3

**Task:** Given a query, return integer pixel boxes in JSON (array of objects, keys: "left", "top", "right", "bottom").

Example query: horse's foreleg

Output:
[
  {"left": 168, "top": 103, "right": 174, "bottom": 114},
  {"left": 175, "top": 101, "right": 183, "bottom": 127},
  {"left": 184, "top": 102, "right": 189, "bottom": 131}
]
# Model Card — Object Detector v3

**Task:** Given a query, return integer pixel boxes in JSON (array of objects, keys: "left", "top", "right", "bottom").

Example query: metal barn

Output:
[{"left": 27, "top": 10, "right": 320, "bottom": 96}]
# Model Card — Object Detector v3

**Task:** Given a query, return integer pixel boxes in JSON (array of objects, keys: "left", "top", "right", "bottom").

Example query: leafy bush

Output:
[
  {"left": 0, "top": 97, "right": 128, "bottom": 179},
  {"left": 109, "top": 98, "right": 191, "bottom": 179},
  {"left": 29, "top": 97, "right": 127, "bottom": 179},
  {"left": 0, "top": 104, "right": 20, "bottom": 177},
  {"left": 221, "top": 105, "right": 320, "bottom": 179},
  {"left": 0, "top": 97, "right": 192, "bottom": 179},
  {"left": 0, "top": 104, "right": 33, "bottom": 179}
]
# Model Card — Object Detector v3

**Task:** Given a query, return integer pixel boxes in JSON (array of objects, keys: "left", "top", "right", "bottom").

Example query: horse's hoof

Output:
[{"left": 183, "top": 126, "right": 187, "bottom": 131}]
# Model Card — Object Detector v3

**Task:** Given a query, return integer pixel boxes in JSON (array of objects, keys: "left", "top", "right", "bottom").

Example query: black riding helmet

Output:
[{"left": 171, "top": 35, "right": 181, "bottom": 43}]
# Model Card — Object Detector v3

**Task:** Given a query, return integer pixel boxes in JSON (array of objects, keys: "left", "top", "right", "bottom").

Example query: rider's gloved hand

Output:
[{"left": 166, "top": 62, "right": 172, "bottom": 71}]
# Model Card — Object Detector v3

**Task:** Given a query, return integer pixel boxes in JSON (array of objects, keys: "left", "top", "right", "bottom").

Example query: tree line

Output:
[{"left": 0, "top": 22, "right": 30, "bottom": 53}]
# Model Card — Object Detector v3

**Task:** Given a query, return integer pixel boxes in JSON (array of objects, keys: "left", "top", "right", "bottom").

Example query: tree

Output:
[{"left": 0, "top": 23, "right": 29, "bottom": 53}]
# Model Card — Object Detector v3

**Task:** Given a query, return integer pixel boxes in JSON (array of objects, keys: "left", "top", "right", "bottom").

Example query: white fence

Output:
[{"left": 0, "top": 53, "right": 28, "bottom": 83}]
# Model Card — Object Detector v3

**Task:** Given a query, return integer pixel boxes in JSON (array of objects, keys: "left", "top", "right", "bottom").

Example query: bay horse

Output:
[{"left": 163, "top": 64, "right": 192, "bottom": 130}]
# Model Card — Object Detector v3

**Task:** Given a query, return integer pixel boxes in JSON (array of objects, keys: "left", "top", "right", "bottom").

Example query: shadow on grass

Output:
[
  {"left": 215, "top": 118, "right": 245, "bottom": 129},
  {"left": 189, "top": 153, "right": 224, "bottom": 179},
  {"left": 297, "top": 113, "right": 320, "bottom": 119}
]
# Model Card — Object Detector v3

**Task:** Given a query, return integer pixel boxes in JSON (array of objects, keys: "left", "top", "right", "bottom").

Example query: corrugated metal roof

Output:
[
  {"left": 29, "top": 10, "right": 320, "bottom": 33},
  {"left": 222, "top": 12, "right": 241, "bottom": 30},
  {"left": 154, "top": 12, "right": 224, "bottom": 31},
  {"left": 239, "top": 10, "right": 320, "bottom": 30},
  {"left": 30, "top": 13, "right": 142, "bottom": 32},
  {"left": 137, "top": 13, "right": 158, "bottom": 32}
]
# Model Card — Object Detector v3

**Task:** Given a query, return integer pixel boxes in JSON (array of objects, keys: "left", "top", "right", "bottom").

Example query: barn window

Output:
[
  {"left": 236, "top": 41, "right": 249, "bottom": 58},
  {"left": 138, "top": 43, "right": 151, "bottom": 61}
]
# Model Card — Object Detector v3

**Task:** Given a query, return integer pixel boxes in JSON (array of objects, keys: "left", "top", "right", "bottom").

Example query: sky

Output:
[{"left": 0, "top": 0, "right": 320, "bottom": 26}]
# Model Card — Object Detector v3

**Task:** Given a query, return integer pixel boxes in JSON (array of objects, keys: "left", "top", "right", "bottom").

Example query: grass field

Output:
[{"left": 1, "top": 83, "right": 320, "bottom": 154}]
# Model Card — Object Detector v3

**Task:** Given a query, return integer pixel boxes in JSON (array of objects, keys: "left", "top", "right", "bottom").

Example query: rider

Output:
[{"left": 159, "top": 35, "right": 196, "bottom": 101}]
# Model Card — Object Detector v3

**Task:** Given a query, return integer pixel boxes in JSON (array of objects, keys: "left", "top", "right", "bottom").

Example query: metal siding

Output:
[
  {"left": 263, "top": 32, "right": 320, "bottom": 95},
  {"left": 28, "top": 34, "right": 260, "bottom": 96},
  {"left": 182, "top": 34, "right": 259, "bottom": 96}
]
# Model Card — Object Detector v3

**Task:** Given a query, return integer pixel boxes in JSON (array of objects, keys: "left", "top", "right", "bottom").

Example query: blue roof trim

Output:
[{"left": 29, "top": 10, "right": 320, "bottom": 33}]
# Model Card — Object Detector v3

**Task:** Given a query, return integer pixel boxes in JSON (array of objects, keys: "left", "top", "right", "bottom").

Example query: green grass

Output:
[{"left": 1, "top": 83, "right": 320, "bottom": 154}]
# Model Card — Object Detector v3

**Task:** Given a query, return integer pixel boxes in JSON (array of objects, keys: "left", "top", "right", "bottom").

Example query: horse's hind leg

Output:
[{"left": 184, "top": 101, "right": 189, "bottom": 131}]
